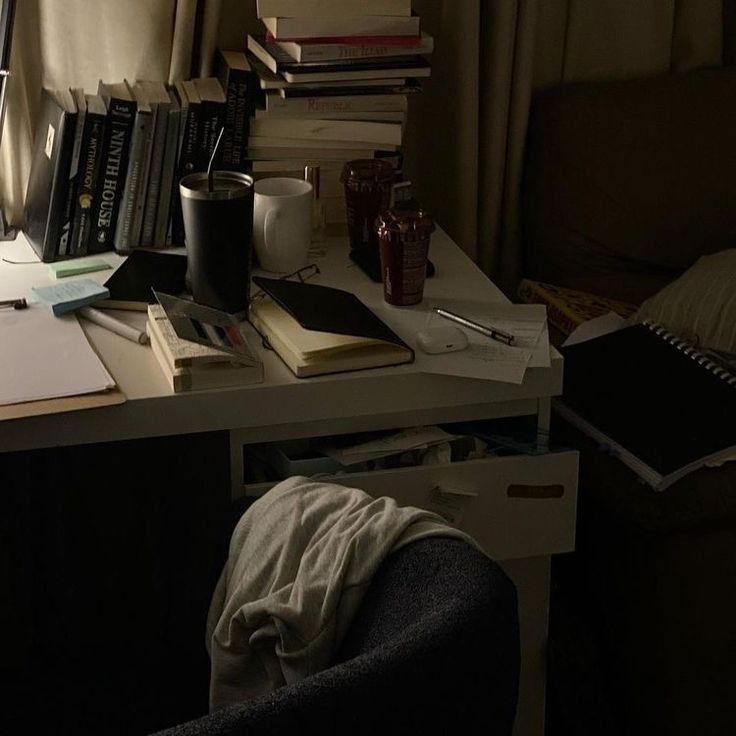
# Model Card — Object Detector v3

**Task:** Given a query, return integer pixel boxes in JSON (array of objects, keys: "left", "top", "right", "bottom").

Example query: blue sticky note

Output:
[{"left": 32, "top": 279, "right": 110, "bottom": 316}]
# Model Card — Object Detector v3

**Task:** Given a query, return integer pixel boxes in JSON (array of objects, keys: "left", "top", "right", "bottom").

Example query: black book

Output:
[
  {"left": 114, "top": 80, "right": 154, "bottom": 253},
  {"left": 23, "top": 87, "right": 78, "bottom": 261},
  {"left": 152, "top": 87, "right": 181, "bottom": 247},
  {"left": 69, "top": 92, "right": 107, "bottom": 256},
  {"left": 215, "top": 49, "right": 254, "bottom": 173},
  {"left": 89, "top": 81, "right": 137, "bottom": 252},
  {"left": 557, "top": 321, "right": 736, "bottom": 491},
  {"left": 192, "top": 77, "right": 226, "bottom": 171},
  {"left": 100, "top": 249, "right": 188, "bottom": 311}
]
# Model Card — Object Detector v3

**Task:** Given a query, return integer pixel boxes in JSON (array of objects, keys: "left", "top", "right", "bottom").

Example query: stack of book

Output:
[
  {"left": 243, "top": 0, "right": 432, "bottom": 222},
  {"left": 24, "top": 75, "right": 238, "bottom": 262},
  {"left": 147, "top": 304, "right": 263, "bottom": 392}
]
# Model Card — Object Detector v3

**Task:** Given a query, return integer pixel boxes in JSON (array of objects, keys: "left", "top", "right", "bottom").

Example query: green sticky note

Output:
[{"left": 48, "top": 259, "right": 112, "bottom": 278}]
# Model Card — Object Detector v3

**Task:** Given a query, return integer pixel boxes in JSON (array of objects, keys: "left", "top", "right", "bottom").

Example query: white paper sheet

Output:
[
  {"left": 370, "top": 296, "right": 550, "bottom": 384},
  {"left": 562, "top": 311, "right": 628, "bottom": 347},
  {"left": 0, "top": 304, "right": 115, "bottom": 405}
]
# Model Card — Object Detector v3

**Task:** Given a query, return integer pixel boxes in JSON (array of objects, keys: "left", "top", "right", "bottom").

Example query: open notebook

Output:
[
  {"left": 248, "top": 277, "right": 413, "bottom": 378},
  {"left": 557, "top": 321, "right": 736, "bottom": 491}
]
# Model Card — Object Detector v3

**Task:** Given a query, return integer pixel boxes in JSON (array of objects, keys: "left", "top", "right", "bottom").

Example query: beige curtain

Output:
[
  {"left": 0, "top": 0, "right": 224, "bottom": 228},
  {"left": 405, "top": 0, "right": 727, "bottom": 296}
]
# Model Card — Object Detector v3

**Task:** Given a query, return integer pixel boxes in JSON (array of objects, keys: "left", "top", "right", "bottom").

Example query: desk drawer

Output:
[{"left": 245, "top": 450, "right": 578, "bottom": 561}]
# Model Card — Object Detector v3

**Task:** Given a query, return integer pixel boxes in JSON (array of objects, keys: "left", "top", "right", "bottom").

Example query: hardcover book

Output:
[
  {"left": 191, "top": 77, "right": 226, "bottom": 172},
  {"left": 136, "top": 80, "right": 172, "bottom": 248},
  {"left": 256, "top": 0, "right": 412, "bottom": 17},
  {"left": 100, "top": 249, "right": 188, "bottom": 311},
  {"left": 69, "top": 92, "right": 108, "bottom": 256},
  {"left": 260, "top": 13, "right": 421, "bottom": 40},
  {"left": 557, "top": 321, "right": 736, "bottom": 491},
  {"left": 89, "top": 81, "right": 137, "bottom": 252},
  {"left": 248, "top": 277, "right": 414, "bottom": 378},
  {"left": 215, "top": 49, "right": 254, "bottom": 174},
  {"left": 247, "top": 35, "right": 430, "bottom": 84},
  {"left": 273, "top": 31, "right": 433, "bottom": 63},
  {"left": 114, "top": 80, "right": 154, "bottom": 253},
  {"left": 23, "top": 87, "right": 78, "bottom": 262},
  {"left": 58, "top": 87, "right": 88, "bottom": 258},
  {"left": 152, "top": 87, "right": 181, "bottom": 247},
  {"left": 517, "top": 279, "right": 637, "bottom": 336}
]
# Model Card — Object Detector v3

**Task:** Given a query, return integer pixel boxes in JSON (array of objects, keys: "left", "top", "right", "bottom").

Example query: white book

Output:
[
  {"left": 247, "top": 146, "right": 388, "bottom": 162},
  {"left": 275, "top": 31, "right": 434, "bottom": 63},
  {"left": 249, "top": 118, "right": 402, "bottom": 146},
  {"left": 256, "top": 0, "right": 412, "bottom": 18},
  {"left": 254, "top": 108, "right": 405, "bottom": 122},
  {"left": 148, "top": 326, "right": 263, "bottom": 393},
  {"left": 261, "top": 14, "right": 420, "bottom": 40},
  {"left": 247, "top": 135, "right": 397, "bottom": 151},
  {"left": 264, "top": 90, "right": 409, "bottom": 113},
  {"left": 247, "top": 34, "right": 431, "bottom": 84}
]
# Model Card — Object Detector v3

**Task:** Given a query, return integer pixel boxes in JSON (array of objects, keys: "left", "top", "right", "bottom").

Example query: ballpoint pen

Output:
[
  {"left": 0, "top": 297, "right": 27, "bottom": 310},
  {"left": 433, "top": 307, "right": 516, "bottom": 346}
]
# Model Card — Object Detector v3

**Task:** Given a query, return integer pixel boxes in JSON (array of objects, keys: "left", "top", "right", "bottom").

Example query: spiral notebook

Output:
[{"left": 557, "top": 321, "right": 736, "bottom": 491}]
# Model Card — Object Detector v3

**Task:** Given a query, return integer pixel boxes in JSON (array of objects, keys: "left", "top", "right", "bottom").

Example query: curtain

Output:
[
  {"left": 404, "top": 0, "right": 728, "bottom": 297},
  {"left": 0, "top": 0, "right": 224, "bottom": 228}
]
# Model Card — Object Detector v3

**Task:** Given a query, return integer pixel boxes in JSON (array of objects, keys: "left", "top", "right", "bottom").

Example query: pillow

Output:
[{"left": 632, "top": 249, "right": 736, "bottom": 353}]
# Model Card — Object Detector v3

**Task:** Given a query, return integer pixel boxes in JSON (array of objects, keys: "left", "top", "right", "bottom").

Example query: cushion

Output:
[
  {"left": 523, "top": 67, "right": 736, "bottom": 304},
  {"left": 632, "top": 249, "right": 736, "bottom": 354}
]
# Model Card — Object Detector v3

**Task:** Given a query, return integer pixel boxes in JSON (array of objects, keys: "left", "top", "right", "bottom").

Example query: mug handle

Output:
[{"left": 264, "top": 208, "right": 278, "bottom": 253}]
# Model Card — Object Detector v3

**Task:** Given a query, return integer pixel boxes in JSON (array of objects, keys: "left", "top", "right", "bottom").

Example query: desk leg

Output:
[{"left": 500, "top": 556, "right": 551, "bottom": 736}]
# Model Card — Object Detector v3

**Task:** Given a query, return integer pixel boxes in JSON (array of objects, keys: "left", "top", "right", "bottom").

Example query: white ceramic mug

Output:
[{"left": 253, "top": 177, "right": 313, "bottom": 273}]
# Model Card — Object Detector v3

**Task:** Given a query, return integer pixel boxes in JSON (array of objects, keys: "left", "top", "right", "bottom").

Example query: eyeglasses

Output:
[{"left": 250, "top": 263, "right": 321, "bottom": 302}]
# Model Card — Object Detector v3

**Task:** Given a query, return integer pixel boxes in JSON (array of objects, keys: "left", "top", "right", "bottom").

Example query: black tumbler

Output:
[{"left": 179, "top": 171, "right": 254, "bottom": 314}]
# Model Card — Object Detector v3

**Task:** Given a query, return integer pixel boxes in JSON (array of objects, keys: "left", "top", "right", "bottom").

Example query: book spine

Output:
[
  {"left": 70, "top": 111, "right": 106, "bottom": 256},
  {"left": 130, "top": 104, "right": 158, "bottom": 248},
  {"left": 153, "top": 101, "right": 181, "bottom": 247},
  {"left": 196, "top": 99, "right": 225, "bottom": 171},
  {"left": 265, "top": 92, "right": 408, "bottom": 114},
  {"left": 89, "top": 98, "right": 136, "bottom": 252},
  {"left": 46, "top": 112, "right": 77, "bottom": 260},
  {"left": 114, "top": 108, "right": 152, "bottom": 252},
  {"left": 58, "top": 106, "right": 86, "bottom": 257},
  {"left": 218, "top": 64, "right": 254, "bottom": 173},
  {"left": 140, "top": 101, "right": 169, "bottom": 247},
  {"left": 169, "top": 99, "right": 199, "bottom": 245},
  {"left": 284, "top": 38, "right": 430, "bottom": 63}
]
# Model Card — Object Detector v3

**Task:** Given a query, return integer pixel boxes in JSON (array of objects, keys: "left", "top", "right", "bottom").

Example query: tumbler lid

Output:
[
  {"left": 340, "top": 158, "right": 395, "bottom": 185},
  {"left": 376, "top": 206, "right": 435, "bottom": 237},
  {"left": 180, "top": 171, "right": 253, "bottom": 201}
]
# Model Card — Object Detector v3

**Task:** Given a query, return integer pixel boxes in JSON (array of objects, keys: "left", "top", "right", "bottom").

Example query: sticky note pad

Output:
[
  {"left": 32, "top": 279, "right": 110, "bottom": 316},
  {"left": 49, "top": 259, "right": 112, "bottom": 279}
]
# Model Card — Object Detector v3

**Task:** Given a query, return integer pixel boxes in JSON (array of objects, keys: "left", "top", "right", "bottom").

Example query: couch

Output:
[{"left": 521, "top": 66, "right": 736, "bottom": 736}]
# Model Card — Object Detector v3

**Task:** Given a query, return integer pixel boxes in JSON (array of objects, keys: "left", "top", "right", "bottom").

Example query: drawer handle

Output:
[
  {"left": 432, "top": 485, "right": 478, "bottom": 498},
  {"left": 507, "top": 483, "right": 564, "bottom": 499}
]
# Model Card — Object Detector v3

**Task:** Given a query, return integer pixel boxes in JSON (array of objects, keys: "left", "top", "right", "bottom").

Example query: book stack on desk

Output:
[
  {"left": 147, "top": 304, "right": 263, "bottom": 392},
  {"left": 236, "top": 0, "right": 432, "bottom": 222}
]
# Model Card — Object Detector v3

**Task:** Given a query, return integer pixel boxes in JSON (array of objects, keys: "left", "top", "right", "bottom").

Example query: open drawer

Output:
[{"left": 245, "top": 450, "right": 578, "bottom": 561}]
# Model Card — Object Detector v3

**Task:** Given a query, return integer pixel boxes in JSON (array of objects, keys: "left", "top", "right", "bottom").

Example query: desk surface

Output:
[{"left": 0, "top": 228, "right": 561, "bottom": 453}]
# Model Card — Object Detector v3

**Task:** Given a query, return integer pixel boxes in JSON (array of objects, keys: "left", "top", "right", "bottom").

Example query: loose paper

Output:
[{"left": 0, "top": 304, "right": 115, "bottom": 406}]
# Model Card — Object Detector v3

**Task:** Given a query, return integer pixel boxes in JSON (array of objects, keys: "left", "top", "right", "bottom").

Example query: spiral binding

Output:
[{"left": 642, "top": 320, "right": 736, "bottom": 388}]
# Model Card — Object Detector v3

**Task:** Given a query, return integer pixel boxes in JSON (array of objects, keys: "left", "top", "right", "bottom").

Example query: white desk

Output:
[{"left": 0, "top": 228, "right": 577, "bottom": 736}]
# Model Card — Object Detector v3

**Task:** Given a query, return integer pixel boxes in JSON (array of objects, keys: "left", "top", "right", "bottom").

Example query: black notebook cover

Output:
[
  {"left": 559, "top": 322, "right": 736, "bottom": 490},
  {"left": 23, "top": 88, "right": 78, "bottom": 262},
  {"left": 252, "top": 276, "right": 411, "bottom": 350},
  {"left": 101, "top": 250, "right": 188, "bottom": 310}
]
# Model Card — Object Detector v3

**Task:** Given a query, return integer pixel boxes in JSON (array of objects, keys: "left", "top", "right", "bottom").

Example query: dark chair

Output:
[{"left": 152, "top": 536, "right": 520, "bottom": 736}]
